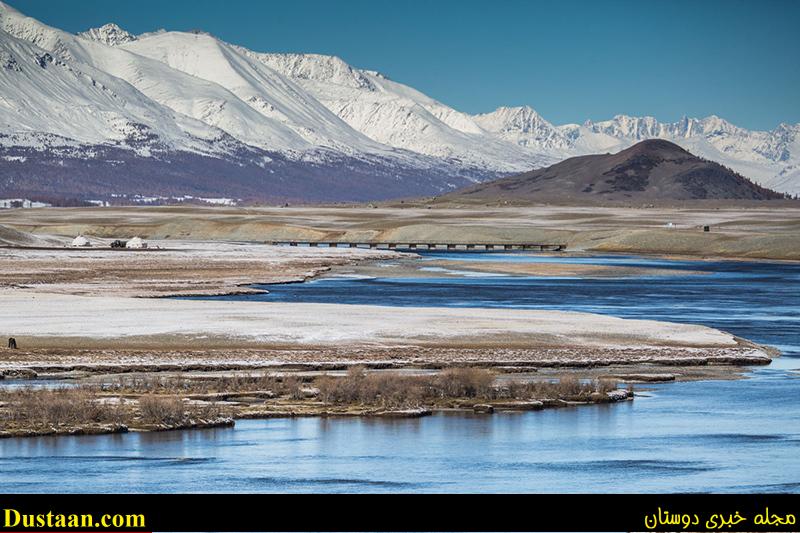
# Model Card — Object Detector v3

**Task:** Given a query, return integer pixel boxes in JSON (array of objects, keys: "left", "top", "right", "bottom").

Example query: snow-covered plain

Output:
[
  {"left": 0, "top": 1, "right": 797, "bottom": 195},
  {"left": 0, "top": 289, "right": 742, "bottom": 350}
]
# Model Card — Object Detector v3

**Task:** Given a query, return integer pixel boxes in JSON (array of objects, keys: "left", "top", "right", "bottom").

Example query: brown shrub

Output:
[
  {"left": 316, "top": 368, "right": 425, "bottom": 408},
  {"left": 435, "top": 368, "right": 495, "bottom": 398},
  {"left": 313, "top": 368, "right": 624, "bottom": 407},
  {"left": 596, "top": 378, "right": 617, "bottom": 394},
  {"left": 0, "top": 368, "right": 623, "bottom": 427},
  {"left": 497, "top": 375, "right": 620, "bottom": 400},
  {"left": 107, "top": 372, "right": 297, "bottom": 396},
  {"left": 137, "top": 395, "right": 186, "bottom": 425},
  {"left": 555, "top": 375, "right": 584, "bottom": 396},
  {"left": 315, "top": 367, "right": 495, "bottom": 408},
  {"left": 2, "top": 387, "right": 123, "bottom": 427}
]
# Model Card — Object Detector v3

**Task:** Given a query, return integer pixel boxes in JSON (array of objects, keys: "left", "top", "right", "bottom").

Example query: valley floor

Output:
[
  {"left": 1, "top": 203, "right": 798, "bottom": 260},
  {"left": 0, "top": 206, "right": 787, "bottom": 436}
]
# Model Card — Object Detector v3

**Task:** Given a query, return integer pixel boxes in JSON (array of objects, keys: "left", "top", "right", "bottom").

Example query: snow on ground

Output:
[{"left": 0, "top": 289, "right": 738, "bottom": 349}]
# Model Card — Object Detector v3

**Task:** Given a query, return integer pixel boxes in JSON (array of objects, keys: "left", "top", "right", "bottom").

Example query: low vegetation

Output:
[
  {"left": 104, "top": 372, "right": 305, "bottom": 395},
  {"left": 0, "top": 386, "right": 229, "bottom": 436},
  {"left": 315, "top": 367, "right": 618, "bottom": 408},
  {"left": 1, "top": 387, "right": 124, "bottom": 428},
  {"left": 0, "top": 368, "right": 628, "bottom": 437},
  {"left": 137, "top": 394, "right": 224, "bottom": 425}
]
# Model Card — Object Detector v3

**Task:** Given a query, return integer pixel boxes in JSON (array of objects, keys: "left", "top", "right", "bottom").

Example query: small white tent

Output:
[
  {"left": 71, "top": 235, "right": 91, "bottom": 247},
  {"left": 126, "top": 236, "right": 147, "bottom": 249}
]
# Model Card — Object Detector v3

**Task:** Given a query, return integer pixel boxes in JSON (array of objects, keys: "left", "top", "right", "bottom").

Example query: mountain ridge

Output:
[{"left": 0, "top": 1, "right": 798, "bottom": 204}]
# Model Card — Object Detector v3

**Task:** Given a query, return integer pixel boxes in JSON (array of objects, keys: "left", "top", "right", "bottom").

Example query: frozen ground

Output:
[{"left": 0, "top": 288, "right": 757, "bottom": 351}]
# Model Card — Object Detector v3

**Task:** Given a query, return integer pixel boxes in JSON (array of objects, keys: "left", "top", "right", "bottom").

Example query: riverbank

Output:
[
  {"left": 345, "top": 257, "right": 709, "bottom": 279},
  {"left": 0, "top": 241, "right": 404, "bottom": 297},
  {"left": 4, "top": 362, "right": 797, "bottom": 493}
]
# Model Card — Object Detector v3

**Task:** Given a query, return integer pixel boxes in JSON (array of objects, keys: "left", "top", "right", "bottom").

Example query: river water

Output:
[{"left": 1, "top": 253, "right": 798, "bottom": 493}]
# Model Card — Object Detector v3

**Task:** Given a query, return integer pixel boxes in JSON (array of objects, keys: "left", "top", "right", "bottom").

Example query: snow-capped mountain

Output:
[
  {"left": 118, "top": 31, "right": 388, "bottom": 156},
  {"left": 0, "top": 4, "right": 324, "bottom": 154},
  {"left": 77, "top": 23, "right": 136, "bottom": 47},
  {"left": 0, "top": 1, "right": 486, "bottom": 202},
  {"left": 473, "top": 106, "right": 571, "bottom": 153},
  {"left": 0, "top": 24, "right": 252, "bottom": 158},
  {"left": 0, "top": 0, "right": 797, "bottom": 203},
  {"left": 245, "top": 51, "right": 553, "bottom": 172}
]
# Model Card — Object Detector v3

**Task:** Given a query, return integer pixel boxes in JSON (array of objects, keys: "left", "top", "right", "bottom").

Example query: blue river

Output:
[{"left": 1, "top": 253, "right": 798, "bottom": 493}]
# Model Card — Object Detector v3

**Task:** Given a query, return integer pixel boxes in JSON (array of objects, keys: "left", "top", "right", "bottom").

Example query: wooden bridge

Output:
[{"left": 270, "top": 241, "right": 566, "bottom": 251}]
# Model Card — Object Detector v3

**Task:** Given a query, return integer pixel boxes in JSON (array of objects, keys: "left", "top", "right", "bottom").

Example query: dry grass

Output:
[
  {"left": 106, "top": 373, "right": 309, "bottom": 396},
  {"left": 107, "top": 367, "right": 619, "bottom": 409},
  {"left": 437, "top": 368, "right": 496, "bottom": 397},
  {"left": 0, "top": 387, "right": 124, "bottom": 428},
  {"left": 137, "top": 395, "right": 226, "bottom": 425},
  {"left": 504, "top": 375, "right": 617, "bottom": 398},
  {"left": 0, "top": 385, "right": 227, "bottom": 430},
  {"left": 137, "top": 395, "right": 186, "bottom": 425},
  {"left": 315, "top": 366, "right": 618, "bottom": 408}
]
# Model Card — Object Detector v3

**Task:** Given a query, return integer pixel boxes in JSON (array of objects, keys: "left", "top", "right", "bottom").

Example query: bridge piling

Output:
[{"left": 270, "top": 240, "right": 566, "bottom": 252}]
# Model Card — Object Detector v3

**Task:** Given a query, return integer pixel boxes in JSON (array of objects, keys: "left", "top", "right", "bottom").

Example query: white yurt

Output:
[
  {"left": 71, "top": 235, "right": 91, "bottom": 247},
  {"left": 125, "top": 236, "right": 147, "bottom": 249}
]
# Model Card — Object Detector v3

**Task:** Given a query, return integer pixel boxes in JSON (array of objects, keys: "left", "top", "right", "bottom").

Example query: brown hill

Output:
[{"left": 441, "top": 139, "right": 785, "bottom": 204}]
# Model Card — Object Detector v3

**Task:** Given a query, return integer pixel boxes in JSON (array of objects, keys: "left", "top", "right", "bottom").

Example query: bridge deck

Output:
[{"left": 269, "top": 241, "right": 566, "bottom": 251}]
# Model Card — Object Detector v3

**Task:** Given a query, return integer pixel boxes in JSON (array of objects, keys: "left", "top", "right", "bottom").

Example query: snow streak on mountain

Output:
[{"left": 0, "top": 1, "right": 797, "bottom": 203}]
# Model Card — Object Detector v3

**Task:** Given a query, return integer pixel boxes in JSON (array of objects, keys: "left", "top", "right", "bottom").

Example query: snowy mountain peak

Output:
[
  {"left": 585, "top": 114, "right": 744, "bottom": 140},
  {"left": 474, "top": 106, "right": 570, "bottom": 151},
  {"left": 242, "top": 51, "right": 378, "bottom": 91},
  {"left": 588, "top": 115, "right": 663, "bottom": 139},
  {"left": 78, "top": 23, "right": 136, "bottom": 46},
  {"left": 475, "top": 106, "right": 550, "bottom": 133},
  {"left": 0, "top": 2, "right": 75, "bottom": 61},
  {"left": 684, "top": 115, "right": 739, "bottom": 137},
  {"left": 775, "top": 122, "right": 800, "bottom": 133},
  {"left": 755, "top": 122, "right": 800, "bottom": 163}
]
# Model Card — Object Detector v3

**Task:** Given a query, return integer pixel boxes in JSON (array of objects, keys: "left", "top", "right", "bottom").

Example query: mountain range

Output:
[{"left": 0, "top": 1, "right": 798, "bottom": 204}]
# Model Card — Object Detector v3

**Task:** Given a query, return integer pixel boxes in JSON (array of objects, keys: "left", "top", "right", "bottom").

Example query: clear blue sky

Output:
[{"left": 9, "top": 0, "right": 800, "bottom": 130}]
